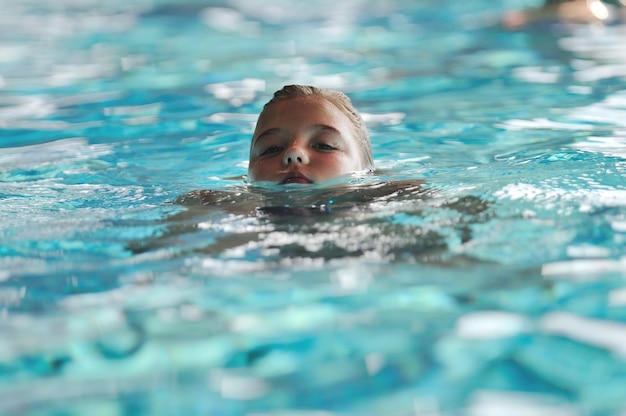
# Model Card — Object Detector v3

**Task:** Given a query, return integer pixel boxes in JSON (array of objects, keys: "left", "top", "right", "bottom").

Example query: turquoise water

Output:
[{"left": 2, "top": 0, "right": 626, "bottom": 414}]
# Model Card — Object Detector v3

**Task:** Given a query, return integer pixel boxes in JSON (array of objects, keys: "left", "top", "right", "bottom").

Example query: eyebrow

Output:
[
  {"left": 253, "top": 124, "right": 342, "bottom": 145},
  {"left": 253, "top": 127, "right": 281, "bottom": 144}
]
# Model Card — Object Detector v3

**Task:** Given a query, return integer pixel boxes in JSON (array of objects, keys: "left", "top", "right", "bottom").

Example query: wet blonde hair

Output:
[{"left": 258, "top": 85, "right": 374, "bottom": 170}]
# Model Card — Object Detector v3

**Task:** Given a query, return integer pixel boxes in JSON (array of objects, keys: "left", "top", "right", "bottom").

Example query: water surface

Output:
[{"left": 1, "top": 0, "right": 626, "bottom": 414}]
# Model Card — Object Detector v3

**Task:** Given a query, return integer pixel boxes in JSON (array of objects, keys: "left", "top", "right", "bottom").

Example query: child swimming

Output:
[{"left": 176, "top": 84, "right": 423, "bottom": 211}]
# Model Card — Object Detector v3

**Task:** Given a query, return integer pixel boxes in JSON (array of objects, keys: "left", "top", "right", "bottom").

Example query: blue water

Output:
[{"left": 2, "top": 0, "right": 626, "bottom": 414}]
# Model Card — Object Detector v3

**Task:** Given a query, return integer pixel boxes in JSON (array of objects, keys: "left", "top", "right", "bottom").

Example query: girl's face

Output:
[{"left": 248, "top": 96, "right": 363, "bottom": 185}]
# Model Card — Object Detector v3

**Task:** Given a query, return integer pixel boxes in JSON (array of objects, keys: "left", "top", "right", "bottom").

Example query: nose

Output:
[{"left": 283, "top": 145, "right": 309, "bottom": 166}]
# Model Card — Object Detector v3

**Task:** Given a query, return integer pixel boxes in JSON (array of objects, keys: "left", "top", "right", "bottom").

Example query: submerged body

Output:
[{"left": 131, "top": 180, "right": 492, "bottom": 266}]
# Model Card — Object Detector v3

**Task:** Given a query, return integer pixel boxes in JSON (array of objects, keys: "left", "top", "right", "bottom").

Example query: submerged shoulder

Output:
[
  {"left": 174, "top": 188, "right": 261, "bottom": 205},
  {"left": 340, "top": 179, "right": 427, "bottom": 202},
  {"left": 172, "top": 187, "right": 265, "bottom": 216}
]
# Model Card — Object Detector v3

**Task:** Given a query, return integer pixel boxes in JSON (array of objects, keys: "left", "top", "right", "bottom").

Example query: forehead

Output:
[{"left": 254, "top": 96, "right": 353, "bottom": 133}]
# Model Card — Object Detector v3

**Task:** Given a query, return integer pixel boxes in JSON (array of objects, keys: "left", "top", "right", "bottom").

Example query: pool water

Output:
[{"left": 2, "top": 0, "right": 626, "bottom": 414}]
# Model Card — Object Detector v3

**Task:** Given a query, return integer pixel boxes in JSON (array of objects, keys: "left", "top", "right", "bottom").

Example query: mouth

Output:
[{"left": 279, "top": 172, "right": 313, "bottom": 185}]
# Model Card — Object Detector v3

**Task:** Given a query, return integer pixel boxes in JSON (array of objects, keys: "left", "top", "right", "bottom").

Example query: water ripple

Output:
[{"left": 0, "top": 138, "right": 111, "bottom": 172}]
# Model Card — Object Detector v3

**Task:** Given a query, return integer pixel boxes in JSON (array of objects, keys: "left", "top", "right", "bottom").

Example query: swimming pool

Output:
[{"left": 2, "top": 0, "right": 626, "bottom": 414}]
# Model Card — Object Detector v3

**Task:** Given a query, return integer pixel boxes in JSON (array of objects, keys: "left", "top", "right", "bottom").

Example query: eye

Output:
[
  {"left": 314, "top": 143, "right": 337, "bottom": 151},
  {"left": 260, "top": 145, "right": 282, "bottom": 156}
]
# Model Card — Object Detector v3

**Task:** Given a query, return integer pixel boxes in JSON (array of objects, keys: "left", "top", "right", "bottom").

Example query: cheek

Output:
[
  {"left": 248, "top": 159, "right": 277, "bottom": 180},
  {"left": 317, "top": 154, "right": 357, "bottom": 174}
]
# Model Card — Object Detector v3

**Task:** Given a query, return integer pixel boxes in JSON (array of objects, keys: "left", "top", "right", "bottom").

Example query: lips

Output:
[{"left": 280, "top": 172, "right": 313, "bottom": 185}]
